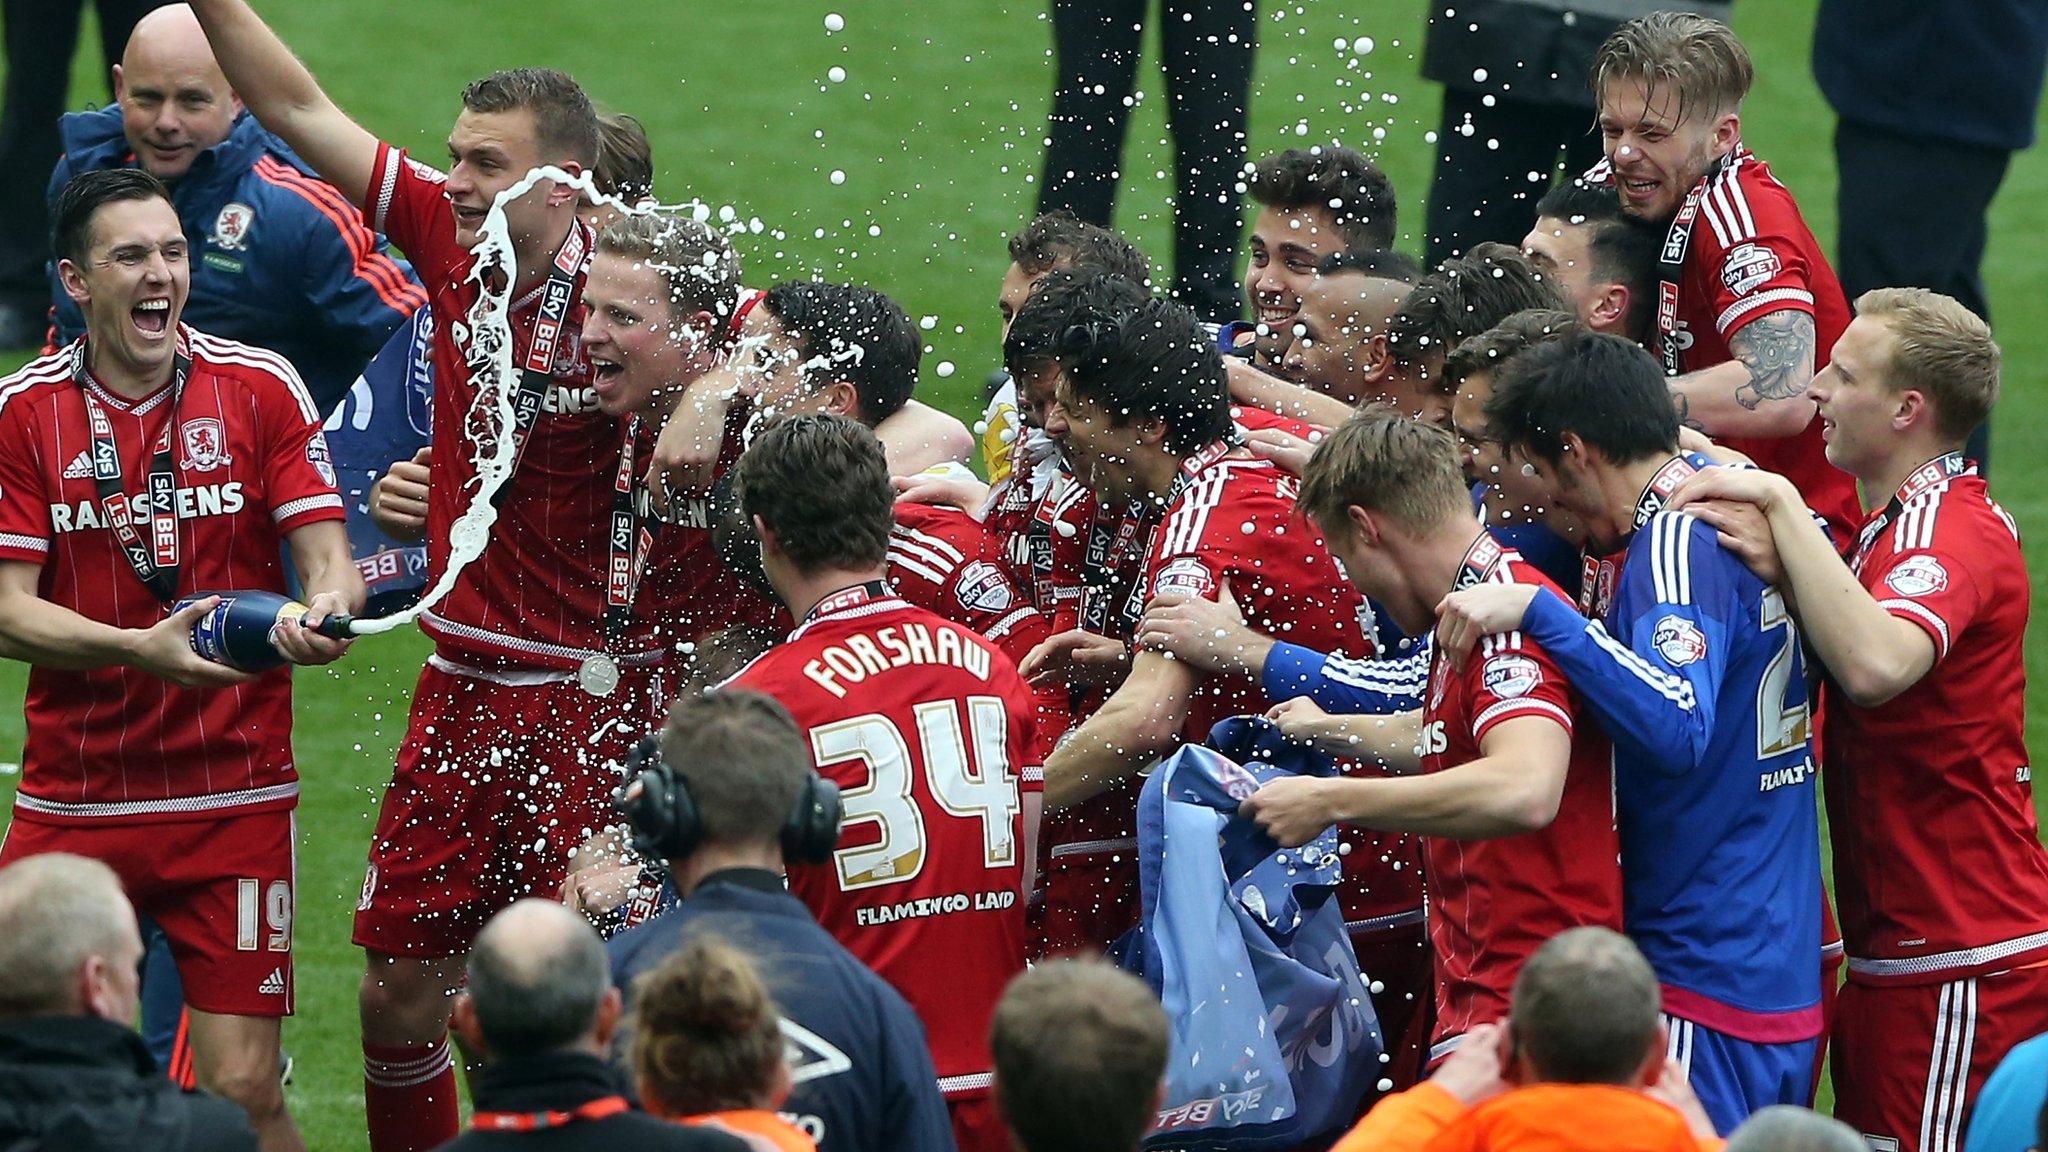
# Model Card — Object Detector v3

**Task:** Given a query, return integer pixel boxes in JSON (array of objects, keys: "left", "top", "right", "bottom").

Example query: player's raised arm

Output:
[
  {"left": 1042, "top": 650, "right": 1200, "bottom": 811},
  {"left": 1667, "top": 310, "right": 1818, "bottom": 439},
  {"left": 187, "top": 0, "right": 379, "bottom": 209}
]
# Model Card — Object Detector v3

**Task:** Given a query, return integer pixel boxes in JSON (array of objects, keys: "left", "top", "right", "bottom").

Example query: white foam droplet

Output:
[
  {"left": 1472, "top": 67, "right": 1489, "bottom": 82},
  {"left": 829, "top": 170, "right": 846, "bottom": 185},
  {"left": 823, "top": 12, "right": 844, "bottom": 31},
  {"left": 936, "top": 361, "right": 956, "bottom": 378},
  {"left": 828, "top": 66, "right": 847, "bottom": 83},
  {"left": 919, "top": 315, "right": 938, "bottom": 330},
  {"left": 972, "top": 420, "right": 989, "bottom": 435},
  {"left": 1055, "top": 519, "right": 1079, "bottom": 537},
  {"left": 1352, "top": 36, "right": 1374, "bottom": 54}
]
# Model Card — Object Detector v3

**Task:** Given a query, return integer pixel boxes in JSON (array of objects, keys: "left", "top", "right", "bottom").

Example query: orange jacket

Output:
[
  {"left": 1331, "top": 1082, "right": 1725, "bottom": 1152},
  {"left": 683, "top": 1109, "right": 817, "bottom": 1152}
]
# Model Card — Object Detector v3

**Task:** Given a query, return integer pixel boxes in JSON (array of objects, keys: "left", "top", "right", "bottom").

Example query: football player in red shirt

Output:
[
  {"left": 1235, "top": 409, "right": 1622, "bottom": 1065},
  {"left": 0, "top": 169, "right": 362, "bottom": 1151},
  {"left": 1672, "top": 289, "right": 2048, "bottom": 1152},
  {"left": 724, "top": 415, "right": 1035, "bottom": 1152},
  {"left": 1589, "top": 13, "right": 1859, "bottom": 540},
  {"left": 189, "top": 6, "right": 637, "bottom": 1148}
]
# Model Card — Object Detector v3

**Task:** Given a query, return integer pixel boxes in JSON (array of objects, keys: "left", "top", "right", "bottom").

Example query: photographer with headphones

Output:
[{"left": 608, "top": 688, "right": 956, "bottom": 1152}]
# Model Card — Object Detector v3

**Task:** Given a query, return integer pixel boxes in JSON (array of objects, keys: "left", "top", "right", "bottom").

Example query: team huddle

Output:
[{"left": 0, "top": 3, "right": 2039, "bottom": 1152}]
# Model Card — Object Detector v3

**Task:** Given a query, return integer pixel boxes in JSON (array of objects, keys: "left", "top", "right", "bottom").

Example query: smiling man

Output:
[
  {"left": 1231, "top": 147, "right": 1396, "bottom": 373},
  {"left": 1588, "top": 13, "right": 1858, "bottom": 541}
]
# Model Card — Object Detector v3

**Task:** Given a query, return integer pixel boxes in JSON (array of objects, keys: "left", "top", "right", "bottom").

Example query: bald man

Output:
[{"left": 44, "top": 2, "right": 423, "bottom": 411}]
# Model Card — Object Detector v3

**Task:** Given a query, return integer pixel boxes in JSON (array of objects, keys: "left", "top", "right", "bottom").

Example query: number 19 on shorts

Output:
[{"left": 236, "top": 878, "right": 293, "bottom": 953}]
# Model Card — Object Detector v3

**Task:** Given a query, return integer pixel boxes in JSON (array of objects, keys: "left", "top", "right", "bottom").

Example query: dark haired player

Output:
[
  {"left": 1438, "top": 330, "right": 1823, "bottom": 1131},
  {"left": 0, "top": 168, "right": 362, "bottom": 1151},
  {"left": 1234, "top": 146, "right": 1398, "bottom": 372},
  {"left": 725, "top": 415, "right": 1036, "bottom": 1152},
  {"left": 1521, "top": 181, "right": 1660, "bottom": 342}
]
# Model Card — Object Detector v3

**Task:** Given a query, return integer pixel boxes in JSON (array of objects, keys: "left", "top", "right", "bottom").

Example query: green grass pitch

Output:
[{"left": 3, "top": 1, "right": 2045, "bottom": 1145}]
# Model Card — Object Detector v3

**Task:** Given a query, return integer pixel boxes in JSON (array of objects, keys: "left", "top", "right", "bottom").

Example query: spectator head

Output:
[
  {"left": 1725, "top": 1106, "right": 1867, "bottom": 1152},
  {"left": 453, "top": 900, "right": 618, "bottom": 1060},
  {"left": 991, "top": 960, "right": 1168, "bottom": 1152},
  {"left": 1593, "top": 14, "right": 1752, "bottom": 223},
  {"left": 448, "top": 67, "right": 600, "bottom": 250},
  {"left": 1280, "top": 248, "right": 1424, "bottom": 407},
  {"left": 589, "top": 110, "right": 654, "bottom": 213},
  {"left": 1522, "top": 181, "right": 1660, "bottom": 340},
  {"left": 1002, "top": 211, "right": 1152, "bottom": 334},
  {"left": 584, "top": 210, "right": 741, "bottom": 418},
  {"left": 1042, "top": 277, "right": 1232, "bottom": 506},
  {"left": 1445, "top": 308, "right": 1580, "bottom": 488},
  {"left": 52, "top": 168, "right": 188, "bottom": 385},
  {"left": 1814, "top": 289, "right": 2000, "bottom": 483},
  {"left": 1507, "top": 927, "right": 1663, "bottom": 1087},
  {"left": 632, "top": 937, "right": 790, "bottom": 1119},
  {"left": 748, "top": 281, "right": 920, "bottom": 427},
  {"left": 1484, "top": 330, "right": 1679, "bottom": 550},
  {"left": 0, "top": 854, "right": 144, "bottom": 1024},
  {"left": 736, "top": 413, "right": 894, "bottom": 594},
  {"left": 114, "top": 4, "right": 243, "bottom": 183},
  {"left": 639, "top": 689, "right": 815, "bottom": 888},
  {"left": 1244, "top": 147, "right": 1398, "bottom": 363},
  {"left": 1384, "top": 243, "right": 1566, "bottom": 426},
  {"left": 1298, "top": 406, "right": 1474, "bottom": 635}
]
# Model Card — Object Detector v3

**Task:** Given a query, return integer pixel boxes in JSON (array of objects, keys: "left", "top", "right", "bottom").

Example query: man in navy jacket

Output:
[{"left": 45, "top": 3, "right": 422, "bottom": 413}]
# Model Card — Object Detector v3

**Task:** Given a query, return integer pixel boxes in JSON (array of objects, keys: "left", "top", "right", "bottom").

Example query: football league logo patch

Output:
[
  {"left": 181, "top": 418, "right": 230, "bottom": 472},
  {"left": 1482, "top": 654, "right": 1544, "bottom": 699},
  {"left": 211, "top": 203, "right": 255, "bottom": 251},
  {"left": 1720, "top": 243, "right": 1782, "bottom": 298},
  {"left": 305, "top": 432, "right": 337, "bottom": 487},
  {"left": 1884, "top": 555, "right": 1949, "bottom": 598},
  {"left": 1652, "top": 615, "right": 1708, "bottom": 667},
  {"left": 1152, "top": 556, "right": 1215, "bottom": 599},
  {"left": 953, "top": 560, "right": 1015, "bottom": 615}
]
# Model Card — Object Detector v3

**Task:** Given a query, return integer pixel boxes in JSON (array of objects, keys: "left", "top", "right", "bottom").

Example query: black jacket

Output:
[
  {"left": 0, "top": 1016, "right": 256, "bottom": 1152},
  {"left": 432, "top": 1050, "right": 746, "bottom": 1152}
]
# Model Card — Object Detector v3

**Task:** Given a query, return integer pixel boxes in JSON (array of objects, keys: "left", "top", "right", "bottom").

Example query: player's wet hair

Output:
[
  {"left": 1048, "top": 274, "right": 1233, "bottom": 455},
  {"left": 1486, "top": 329, "right": 1679, "bottom": 467},
  {"left": 1532, "top": 181, "right": 1661, "bottom": 340},
  {"left": 992, "top": 960, "right": 1168, "bottom": 1152},
  {"left": 1008, "top": 210, "right": 1152, "bottom": 287},
  {"left": 1315, "top": 247, "right": 1424, "bottom": 285},
  {"left": 460, "top": 67, "right": 600, "bottom": 167},
  {"left": 51, "top": 167, "right": 172, "bottom": 266},
  {"left": 0, "top": 853, "right": 135, "bottom": 1018},
  {"left": 1004, "top": 267, "right": 1145, "bottom": 380},
  {"left": 593, "top": 109, "right": 654, "bottom": 205},
  {"left": 1510, "top": 927, "right": 1661, "bottom": 1086},
  {"left": 1854, "top": 288, "right": 2001, "bottom": 442},
  {"left": 735, "top": 413, "right": 894, "bottom": 575},
  {"left": 656, "top": 689, "right": 810, "bottom": 853},
  {"left": 1443, "top": 309, "right": 1582, "bottom": 390},
  {"left": 467, "top": 902, "right": 611, "bottom": 1059},
  {"left": 1593, "top": 12, "right": 1754, "bottom": 122},
  {"left": 762, "top": 281, "right": 921, "bottom": 425},
  {"left": 1386, "top": 243, "right": 1569, "bottom": 374},
  {"left": 597, "top": 211, "right": 741, "bottom": 332},
  {"left": 1299, "top": 406, "right": 1469, "bottom": 541},
  {"left": 632, "top": 936, "right": 786, "bottom": 1117},
  {"left": 1248, "top": 147, "right": 1398, "bottom": 252}
]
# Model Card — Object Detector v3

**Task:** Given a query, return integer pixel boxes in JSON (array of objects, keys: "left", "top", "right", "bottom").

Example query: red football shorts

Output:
[
  {"left": 1832, "top": 964, "right": 2048, "bottom": 1152},
  {"left": 351, "top": 659, "right": 655, "bottom": 958},
  {"left": 947, "top": 1094, "right": 1008, "bottom": 1152},
  {"left": 1355, "top": 916, "right": 1434, "bottom": 1102},
  {"left": 1, "top": 809, "right": 294, "bottom": 1017}
]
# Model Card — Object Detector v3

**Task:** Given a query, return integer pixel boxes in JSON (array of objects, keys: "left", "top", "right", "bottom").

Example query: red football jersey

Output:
[
  {"left": 1230, "top": 402, "right": 1322, "bottom": 442},
  {"left": 0, "top": 329, "right": 344, "bottom": 825},
  {"left": 889, "top": 501, "right": 1068, "bottom": 771},
  {"left": 1825, "top": 457, "right": 2048, "bottom": 984},
  {"left": 365, "top": 143, "right": 626, "bottom": 670},
  {"left": 1419, "top": 535, "right": 1623, "bottom": 1043},
  {"left": 1672, "top": 151, "right": 1859, "bottom": 541},
  {"left": 729, "top": 587, "right": 1032, "bottom": 1094}
]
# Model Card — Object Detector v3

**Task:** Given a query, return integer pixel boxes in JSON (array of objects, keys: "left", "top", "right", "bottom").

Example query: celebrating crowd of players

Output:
[{"left": 0, "top": 4, "right": 2041, "bottom": 1152}]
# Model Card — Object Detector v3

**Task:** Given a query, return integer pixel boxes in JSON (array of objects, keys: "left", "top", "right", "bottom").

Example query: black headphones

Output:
[{"left": 613, "top": 733, "right": 843, "bottom": 865}]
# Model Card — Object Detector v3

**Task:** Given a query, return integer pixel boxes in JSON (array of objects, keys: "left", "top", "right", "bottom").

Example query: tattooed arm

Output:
[{"left": 1667, "top": 310, "right": 1819, "bottom": 439}]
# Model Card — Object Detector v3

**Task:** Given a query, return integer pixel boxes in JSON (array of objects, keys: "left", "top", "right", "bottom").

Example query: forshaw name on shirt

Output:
[
  {"left": 802, "top": 621, "right": 993, "bottom": 698},
  {"left": 49, "top": 483, "right": 245, "bottom": 533}
]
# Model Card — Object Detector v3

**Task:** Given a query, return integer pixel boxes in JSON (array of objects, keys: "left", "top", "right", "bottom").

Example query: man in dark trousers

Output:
[
  {"left": 1814, "top": 0, "right": 2048, "bottom": 471},
  {"left": 439, "top": 900, "right": 743, "bottom": 1152},
  {"left": 608, "top": 689, "right": 958, "bottom": 1152},
  {"left": 0, "top": 852, "right": 255, "bottom": 1151}
]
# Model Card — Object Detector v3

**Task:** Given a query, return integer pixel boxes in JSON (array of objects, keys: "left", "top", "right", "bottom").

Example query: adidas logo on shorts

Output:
[
  {"left": 61, "top": 449, "right": 93, "bottom": 480},
  {"left": 259, "top": 968, "right": 287, "bottom": 996}
]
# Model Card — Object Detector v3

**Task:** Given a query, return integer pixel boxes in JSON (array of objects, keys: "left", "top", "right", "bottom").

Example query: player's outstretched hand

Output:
[
  {"left": 1264, "top": 696, "right": 1340, "bottom": 752},
  {"left": 1434, "top": 583, "right": 1540, "bottom": 671},
  {"left": 275, "top": 592, "right": 354, "bottom": 666},
  {"left": 368, "top": 446, "right": 431, "bottom": 542},
  {"left": 1137, "top": 580, "right": 1252, "bottom": 675},
  {"left": 892, "top": 472, "right": 990, "bottom": 518},
  {"left": 1236, "top": 774, "right": 1337, "bottom": 848},
  {"left": 1018, "top": 629, "right": 1130, "bottom": 692},
  {"left": 1243, "top": 427, "right": 1317, "bottom": 475},
  {"left": 647, "top": 370, "right": 740, "bottom": 514},
  {"left": 131, "top": 597, "right": 258, "bottom": 689},
  {"left": 1429, "top": 1021, "right": 1514, "bottom": 1106}
]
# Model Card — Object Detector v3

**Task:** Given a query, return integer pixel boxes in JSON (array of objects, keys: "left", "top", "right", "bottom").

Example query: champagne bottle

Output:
[{"left": 172, "top": 591, "right": 351, "bottom": 672}]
